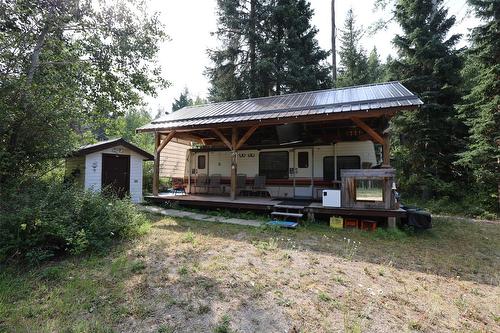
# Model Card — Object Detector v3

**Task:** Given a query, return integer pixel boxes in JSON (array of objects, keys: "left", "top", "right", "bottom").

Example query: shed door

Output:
[{"left": 102, "top": 154, "right": 130, "bottom": 198}]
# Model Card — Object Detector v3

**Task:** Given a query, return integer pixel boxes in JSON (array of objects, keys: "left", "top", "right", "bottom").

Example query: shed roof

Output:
[
  {"left": 138, "top": 81, "right": 422, "bottom": 132},
  {"left": 72, "top": 138, "right": 154, "bottom": 160}
]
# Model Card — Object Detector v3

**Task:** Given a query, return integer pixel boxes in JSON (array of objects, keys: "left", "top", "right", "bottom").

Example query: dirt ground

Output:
[{"left": 116, "top": 216, "right": 499, "bottom": 333}]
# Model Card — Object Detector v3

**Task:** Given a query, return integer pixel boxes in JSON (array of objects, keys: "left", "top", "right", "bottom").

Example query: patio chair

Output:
[
  {"left": 171, "top": 177, "right": 186, "bottom": 195},
  {"left": 236, "top": 173, "right": 248, "bottom": 196},
  {"left": 208, "top": 174, "right": 222, "bottom": 194},
  {"left": 193, "top": 173, "right": 208, "bottom": 194},
  {"left": 252, "top": 175, "right": 268, "bottom": 197}
]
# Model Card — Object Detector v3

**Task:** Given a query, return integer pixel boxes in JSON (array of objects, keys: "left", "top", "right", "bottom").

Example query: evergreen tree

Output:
[
  {"left": 389, "top": 0, "right": 464, "bottom": 197},
  {"left": 367, "top": 47, "right": 383, "bottom": 83},
  {"left": 206, "top": 0, "right": 331, "bottom": 101},
  {"left": 172, "top": 88, "right": 194, "bottom": 112},
  {"left": 457, "top": 0, "right": 499, "bottom": 212},
  {"left": 337, "top": 9, "right": 369, "bottom": 87},
  {"left": 261, "top": 0, "right": 331, "bottom": 94},
  {"left": 206, "top": 0, "right": 267, "bottom": 101}
]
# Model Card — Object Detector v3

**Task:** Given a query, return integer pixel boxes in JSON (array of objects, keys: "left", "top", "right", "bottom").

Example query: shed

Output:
[{"left": 65, "top": 138, "right": 154, "bottom": 203}]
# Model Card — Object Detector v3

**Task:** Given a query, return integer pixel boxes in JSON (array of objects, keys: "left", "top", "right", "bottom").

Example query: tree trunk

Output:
[{"left": 249, "top": 0, "right": 257, "bottom": 98}]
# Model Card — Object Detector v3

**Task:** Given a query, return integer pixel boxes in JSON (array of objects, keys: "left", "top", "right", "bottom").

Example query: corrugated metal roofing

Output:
[{"left": 138, "top": 81, "right": 422, "bottom": 132}]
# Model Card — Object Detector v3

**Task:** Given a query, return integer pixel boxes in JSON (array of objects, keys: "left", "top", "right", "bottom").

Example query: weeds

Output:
[
  {"left": 130, "top": 260, "right": 146, "bottom": 274},
  {"left": 213, "top": 314, "right": 232, "bottom": 333},
  {"left": 341, "top": 237, "right": 359, "bottom": 260},
  {"left": 182, "top": 229, "right": 196, "bottom": 244},
  {"left": 157, "top": 324, "right": 175, "bottom": 333}
]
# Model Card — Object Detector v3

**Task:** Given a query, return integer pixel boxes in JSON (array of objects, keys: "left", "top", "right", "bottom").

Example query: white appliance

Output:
[{"left": 322, "top": 189, "right": 341, "bottom": 207}]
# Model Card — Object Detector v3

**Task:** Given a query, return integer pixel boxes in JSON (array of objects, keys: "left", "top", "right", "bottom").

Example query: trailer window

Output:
[
  {"left": 297, "top": 151, "right": 309, "bottom": 168},
  {"left": 197, "top": 155, "right": 206, "bottom": 169},
  {"left": 323, "top": 156, "right": 361, "bottom": 181},
  {"left": 259, "top": 151, "right": 289, "bottom": 179}
]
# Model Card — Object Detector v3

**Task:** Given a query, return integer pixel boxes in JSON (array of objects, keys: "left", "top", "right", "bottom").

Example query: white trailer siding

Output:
[{"left": 186, "top": 141, "right": 378, "bottom": 198}]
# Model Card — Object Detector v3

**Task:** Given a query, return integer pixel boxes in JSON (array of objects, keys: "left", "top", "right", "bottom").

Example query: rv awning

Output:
[{"left": 138, "top": 81, "right": 422, "bottom": 132}]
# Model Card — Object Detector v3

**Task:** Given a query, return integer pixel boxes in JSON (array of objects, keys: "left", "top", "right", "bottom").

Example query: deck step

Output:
[
  {"left": 273, "top": 204, "right": 305, "bottom": 210},
  {"left": 271, "top": 211, "right": 303, "bottom": 218}
]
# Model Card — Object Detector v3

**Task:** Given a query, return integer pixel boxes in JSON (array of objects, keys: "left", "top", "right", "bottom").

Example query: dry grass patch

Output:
[{"left": 1, "top": 214, "right": 499, "bottom": 332}]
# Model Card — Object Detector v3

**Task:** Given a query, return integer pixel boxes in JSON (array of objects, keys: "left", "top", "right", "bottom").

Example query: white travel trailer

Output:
[{"left": 185, "top": 140, "right": 378, "bottom": 199}]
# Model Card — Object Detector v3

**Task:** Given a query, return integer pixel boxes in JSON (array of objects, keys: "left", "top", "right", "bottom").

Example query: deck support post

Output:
[
  {"left": 153, "top": 132, "right": 161, "bottom": 196},
  {"left": 152, "top": 131, "right": 176, "bottom": 196},
  {"left": 387, "top": 216, "right": 396, "bottom": 229},
  {"left": 230, "top": 127, "right": 238, "bottom": 200}
]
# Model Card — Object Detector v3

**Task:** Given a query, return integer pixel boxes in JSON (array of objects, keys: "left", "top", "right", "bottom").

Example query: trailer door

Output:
[{"left": 293, "top": 149, "right": 313, "bottom": 198}]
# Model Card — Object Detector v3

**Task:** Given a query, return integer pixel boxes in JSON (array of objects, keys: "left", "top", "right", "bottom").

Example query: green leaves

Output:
[{"left": 0, "top": 0, "right": 167, "bottom": 187}]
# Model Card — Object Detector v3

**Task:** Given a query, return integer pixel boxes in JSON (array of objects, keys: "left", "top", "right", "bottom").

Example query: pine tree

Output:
[
  {"left": 206, "top": 0, "right": 267, "bottom": 101},
  {"left": 262, "top": 0, "right": 331, "bottom": 94},
  {"left": 337, "top": 9, "right": 369, "bottom": 87},
  {"left": 389, "top": 0, "right": 464, "bottom": 198},
  {"left": 172, "top": 88, "right": 194, "bottom": 112},
  {"left": 206, "top": 0, "right": 331, "bottom": 101},
  {"left": 457, "top": 0, "right": 499, "bottom": 212},
  {"left": 367, "top": 47, "right": 383, "bottom": 83}
]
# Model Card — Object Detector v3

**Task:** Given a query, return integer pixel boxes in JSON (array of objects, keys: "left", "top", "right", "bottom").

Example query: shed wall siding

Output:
[
  {"left": 84, "top": 152, "right": 102, "bottom": 192},
  {"left": 83, "top": 145, "right": 146, "bottom": 203}
]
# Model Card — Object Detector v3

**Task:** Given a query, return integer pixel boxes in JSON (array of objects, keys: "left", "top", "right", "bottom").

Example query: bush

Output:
[{"left": 0, "top": 180, "right": 149, "bottom": 264}]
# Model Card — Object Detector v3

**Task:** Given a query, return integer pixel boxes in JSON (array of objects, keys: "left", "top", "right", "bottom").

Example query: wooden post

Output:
[
  {"left": 230, "top": 127, "right": 238, "bottom": 200},
  {"left": 387, "top": 217, "right": 396, "bottom": 229},
  {"left": 382, "top": 134, "right": 390, "bottom": 167},
  {"left": 152, "top": 131, "right": 176, "bottom": 196},
  {"left": 153, "top": 132, "right": 161, "bottom": 196}
]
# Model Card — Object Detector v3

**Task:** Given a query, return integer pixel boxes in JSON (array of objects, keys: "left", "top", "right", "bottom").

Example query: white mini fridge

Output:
[{"left": 322, "top": 189, "right": 341, "bottom": 207}]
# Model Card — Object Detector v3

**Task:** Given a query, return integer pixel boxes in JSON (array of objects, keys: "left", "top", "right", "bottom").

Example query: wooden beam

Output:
[
  {"left": 211, "top": 128, "right": 233, "bottom": 150},
  {"left": 230, "top": 127, "right": 238, "bottom": 200},
  {"left": 156, "top": 131, "right": 176, "bottom": 154},
  {"left": 173, "top": 132, "right": 204, "bottom": 144},
  {"left": 152, "top": 132, "right": 161, "bottom": 196},
  {"left": 235, "top": 125, "right": 259, "bottom": 150},
  {"left": 350, "top": 117, "right": 384, "bottom": 145}
]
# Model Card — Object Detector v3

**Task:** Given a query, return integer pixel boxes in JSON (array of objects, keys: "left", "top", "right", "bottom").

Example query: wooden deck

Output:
[{"left": 144, "top": 194, "right": 407, "bottom": 218}]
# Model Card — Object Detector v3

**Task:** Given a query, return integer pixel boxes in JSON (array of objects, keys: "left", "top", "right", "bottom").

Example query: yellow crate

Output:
[{"left": 329, "top": 216, "right": 343, "bottom": 229}]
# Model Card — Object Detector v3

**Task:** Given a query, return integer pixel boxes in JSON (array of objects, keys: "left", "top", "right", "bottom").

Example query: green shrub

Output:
[{"left": 0, "top": 180, "right": 149, "bottom": 264}]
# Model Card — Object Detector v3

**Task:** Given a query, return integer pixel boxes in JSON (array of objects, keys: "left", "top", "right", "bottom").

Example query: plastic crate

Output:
[
  {"left": 360, "top": 219, "right": 377, "bottom": 231},
  {"left": 343, "top": 218, "right": 359, "bottom": 229},
  {"left": 329, "top": 216, "right": 343, "bottom": 229}
]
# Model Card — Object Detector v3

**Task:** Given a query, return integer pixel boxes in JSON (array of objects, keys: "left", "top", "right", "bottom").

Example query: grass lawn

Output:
[{"left": 1, "top": 212, "right": 499, "bottom": 332}]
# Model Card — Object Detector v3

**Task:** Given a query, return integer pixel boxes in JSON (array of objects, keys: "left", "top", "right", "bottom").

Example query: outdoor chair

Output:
[
  {"left": 252, "top": 175, "right": 269, "bottom": 197},
  {"left": 236, "top": 174, "right": 248, "bottom": 196},
  {"left": 193, "top": 173, "right": 208, "bottom": 194},
  {"left": 171, "top": 177, "right": 186, "bottom": 195},
  {"left": 208, "top": 174, "right": 222, "bottom": 194}
]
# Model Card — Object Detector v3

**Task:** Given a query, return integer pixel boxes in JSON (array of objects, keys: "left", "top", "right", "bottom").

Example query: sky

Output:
[{"left": 145, "top": 0, "right": 478, "bottom": 116}]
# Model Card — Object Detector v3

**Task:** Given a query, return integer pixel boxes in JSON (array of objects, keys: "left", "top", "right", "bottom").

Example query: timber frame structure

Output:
[{"left": 138, "top": 81, "right": 423, "bottom": 224}]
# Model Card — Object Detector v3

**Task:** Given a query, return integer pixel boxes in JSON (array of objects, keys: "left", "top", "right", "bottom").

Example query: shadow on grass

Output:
[{"left": 151, "top": 215, "right": 500, "bottom": 286}]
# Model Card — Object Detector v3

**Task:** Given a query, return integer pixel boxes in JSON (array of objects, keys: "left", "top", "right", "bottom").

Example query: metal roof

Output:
[
  {"left": 72, "top": 138, "right": 154, "bottom": 160},
  {"left": 138, "top": 81, "right": 422, "bottom": 132}
]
